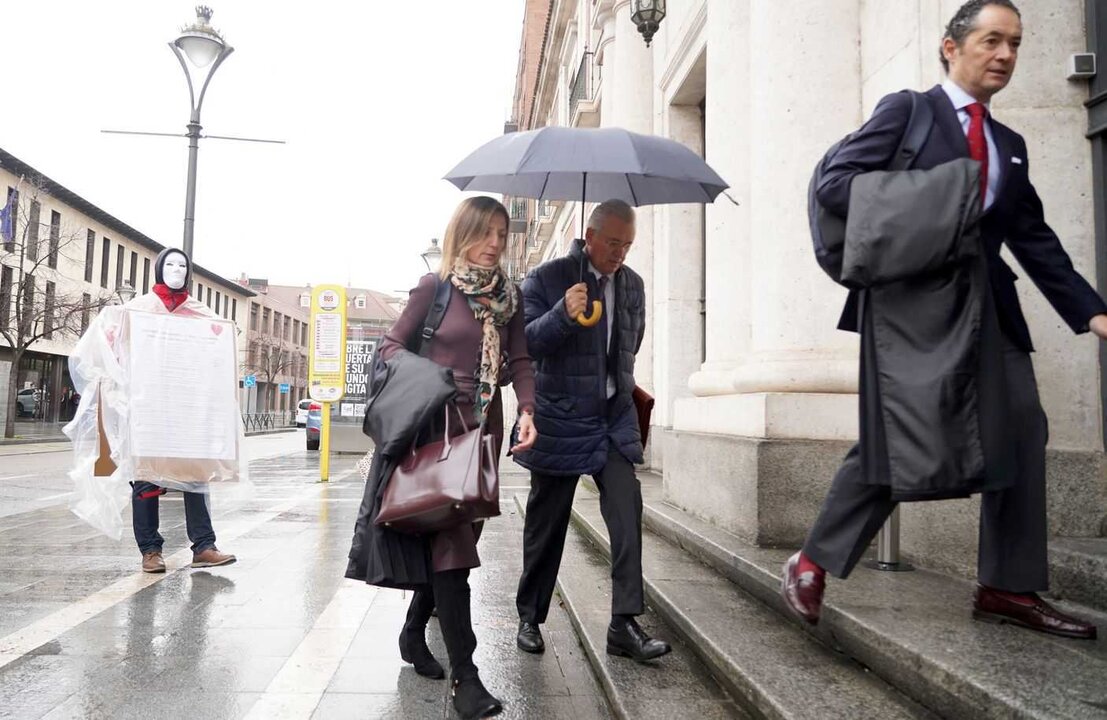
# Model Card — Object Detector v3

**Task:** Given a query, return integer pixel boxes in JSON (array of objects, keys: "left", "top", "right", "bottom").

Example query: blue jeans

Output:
[{"left": 131, "top": 482, "right": 217, "bottom": 554}]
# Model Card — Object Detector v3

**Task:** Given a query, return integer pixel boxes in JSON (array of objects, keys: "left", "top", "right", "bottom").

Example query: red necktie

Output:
[{"left": 966, "top": 102, "right": 988, "bottom": 207}]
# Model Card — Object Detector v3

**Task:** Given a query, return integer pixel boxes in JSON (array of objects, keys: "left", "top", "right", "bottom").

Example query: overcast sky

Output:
[{"left": 1, "top": 1, "right": 524, "bottom": 295}]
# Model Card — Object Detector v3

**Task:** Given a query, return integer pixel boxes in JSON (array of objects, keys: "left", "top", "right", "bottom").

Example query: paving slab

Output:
[{"left": 0, "top": 438, "right": 610, "bottom": 719}]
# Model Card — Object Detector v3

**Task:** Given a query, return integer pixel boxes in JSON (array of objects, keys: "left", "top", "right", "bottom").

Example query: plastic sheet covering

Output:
[{"left": 64, "top": 292, "right": 248, "bottom": 539}]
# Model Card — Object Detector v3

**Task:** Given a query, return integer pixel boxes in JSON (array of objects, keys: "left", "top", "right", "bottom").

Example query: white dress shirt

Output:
[
  {"left": 941, "top": 78, "right": 1001, "bottom": 210},
  {"left": 589, "top": 262, "right": 617, "bottom": 399}
]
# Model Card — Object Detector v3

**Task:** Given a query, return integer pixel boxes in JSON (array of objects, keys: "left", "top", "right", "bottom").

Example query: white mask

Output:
[{"left": 162, "top": 252, "right": 189, "bottom": 290}]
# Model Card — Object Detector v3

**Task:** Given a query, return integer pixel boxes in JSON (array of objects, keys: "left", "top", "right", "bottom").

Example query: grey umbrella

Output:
[{"left": 444, "top": 125, "right": 729, "bottom": 211}]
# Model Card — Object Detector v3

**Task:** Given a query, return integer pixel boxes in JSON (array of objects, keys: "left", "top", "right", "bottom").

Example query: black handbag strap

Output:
[{"left": 411, "top": 275, "right": 452, "bottom": 357}]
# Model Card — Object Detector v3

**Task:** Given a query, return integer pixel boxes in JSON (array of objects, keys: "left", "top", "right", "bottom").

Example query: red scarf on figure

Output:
[{"left": 152, "top": 283, "right": 190, "bottom": 312}]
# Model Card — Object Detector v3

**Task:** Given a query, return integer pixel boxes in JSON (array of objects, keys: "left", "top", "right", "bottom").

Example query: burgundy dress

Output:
[{"left": 380, "top": 273, "right": 535, "bottom": 572}]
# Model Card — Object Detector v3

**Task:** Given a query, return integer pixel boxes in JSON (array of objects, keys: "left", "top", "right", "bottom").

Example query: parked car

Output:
[
  {"left": 295, "top": 399, "right": 312, "bottom": 428},
  {"left": 306, "top": 402, "right": 322, "bottom": 451},
  {"left": 16, "top": 388, "right": 38, "bottom": 417}
]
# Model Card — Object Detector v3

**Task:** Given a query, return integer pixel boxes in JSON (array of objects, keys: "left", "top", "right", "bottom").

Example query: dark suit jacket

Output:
[{"left": 817, "top": 85, "right": 1107, "bottom": 352}]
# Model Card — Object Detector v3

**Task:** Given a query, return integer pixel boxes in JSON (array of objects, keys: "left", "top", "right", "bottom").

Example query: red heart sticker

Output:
[{"left": 211, "top": 324, "right": 224, "bottom": 336}]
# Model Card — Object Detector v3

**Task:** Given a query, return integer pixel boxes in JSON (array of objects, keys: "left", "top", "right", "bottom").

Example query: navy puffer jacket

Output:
[{"left": 511, "top": 239, "right": 645, "bottom": 476}]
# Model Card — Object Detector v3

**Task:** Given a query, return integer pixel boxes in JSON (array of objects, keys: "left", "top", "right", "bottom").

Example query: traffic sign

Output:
[
  {"left": 279, "top": 383, "right": 290, "bottom": 394},
  {"left": 243, "top": 375, "right": 256, "bottom": 389}
]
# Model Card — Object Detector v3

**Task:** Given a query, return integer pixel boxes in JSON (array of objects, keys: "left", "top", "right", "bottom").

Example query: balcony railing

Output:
[{"left": 569, "top": 51, "right": 593, "bottom": 121}]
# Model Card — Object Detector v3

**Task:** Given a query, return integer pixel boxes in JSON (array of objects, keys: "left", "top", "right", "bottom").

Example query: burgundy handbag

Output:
[{"left": 375, "top": 404, "right": 500, "bottom": 534}]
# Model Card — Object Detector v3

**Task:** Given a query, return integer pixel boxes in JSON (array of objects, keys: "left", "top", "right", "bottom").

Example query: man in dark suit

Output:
[
  {"left": 782, "top": 0, "right": 1107, "bottom": 640},
  {"left": 513, "top": 200, "right": 671, "bottom": 662}
]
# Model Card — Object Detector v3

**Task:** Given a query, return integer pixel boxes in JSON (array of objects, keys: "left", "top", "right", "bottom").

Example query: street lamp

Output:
[
  {"left": 115, "top": 280, "right": 137, "bottom": 305},
  {"left": 169, "top": 5, "right": 234, "bottom": 259},
  {"left": 421, "top": 238, "right": 443, "bottom": 274},
  {"left": 631, "top": 0, "right": 666, "bottom": 47}
]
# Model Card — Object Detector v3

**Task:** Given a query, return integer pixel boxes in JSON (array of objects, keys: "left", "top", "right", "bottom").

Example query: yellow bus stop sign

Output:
[{"left": 308, "top": 285, "right": 347, "bottom": 481}]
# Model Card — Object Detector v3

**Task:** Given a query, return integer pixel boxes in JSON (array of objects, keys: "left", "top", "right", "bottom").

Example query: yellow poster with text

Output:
[{"left": 308, "top": 285, "right": 347, "bottom": 403}]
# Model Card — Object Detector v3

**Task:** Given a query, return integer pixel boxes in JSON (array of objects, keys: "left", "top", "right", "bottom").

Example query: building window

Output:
[
  {"left": 21, "top": 274, "right": 35, "bottom": 329},
  {"left": 250, "top": 302, "right": 258, "bottom": 330},
  {"left": 292, "top": 319, "right": 299, "bottom": 346},
  {"left": 299, "top": 293, "right": 310, "bottom": 308},
  {"left": 223, "top": 297, "right": 229, "bottom": 319},
  {"left": 84, "top": 230, "right": 95, "bottom": 283},
  {"left": 142, "top": 257, "right": 150, "bottom": 294},
  {"left": 81, "top": 293, "right": 91, "bottom": 333},
  {"left": 0, "top": 265, "right": 11, "bottom": 331},
  {"left": 206, "top": 286, "right": 212, "bottom": 307},
  {"left": 231, "top": 298, "right": 237, "bottom": 322},
  {"left": 115, "top": 244, "right": 124, "bottom": 290},
  {"left": 128, "top": 251, "right": 138, "bottom": 288},
  {"left": 355, "top": 294, "right": 367, "bottom": 309},
  {"left": 274, "top": 312, "right": 282, "bottom": 337},
  {"left": 215, "top": 291, "right": 221, "bottom": 315},
  {"left": 3, "top": 188, "right": 16, "bottom": 252},
  {"left": 48, "top": 211, "right": 60, "bottom": 269},
  {"left": 44, "top": 281, "right": 55, "bottom": 339},
  {"left": 262, "top": 307, "right": 271, "bottom": 334},
  {"left": 100, "top": 238, "right": 110, "bottom": 288},
  {"left": 283, "top": 315, "right": 291, "bottom": 341},
  {"left": 27, "top": 201, "right": 40, "bottom": 261},
  {"left": 301, "top": 322, "right": 307, "bottom": 346},
  {"left": 195, "top": 282, "right": 202, "bottom": 299}
]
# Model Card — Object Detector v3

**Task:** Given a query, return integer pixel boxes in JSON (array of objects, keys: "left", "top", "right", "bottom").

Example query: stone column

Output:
[
  {"left": 598, "top": 1, "right": 657, "bottom": 398},
  {"left": 665, "top": 0, "right": 863, "bottom": 545}
]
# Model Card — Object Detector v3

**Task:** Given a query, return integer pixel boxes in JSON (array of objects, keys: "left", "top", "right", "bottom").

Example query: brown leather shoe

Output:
[
  {"left": 973, "top": 585, "right": 1097, "bottom": 640},
  {"left": 142, "top": 551, "right": 166, "bottom": 574},
  {"left": 191, "top": 547, "right": 236, "bottom": 568},
  {"left": 781, "top": 552, "right": 825, "bottom": 625}
]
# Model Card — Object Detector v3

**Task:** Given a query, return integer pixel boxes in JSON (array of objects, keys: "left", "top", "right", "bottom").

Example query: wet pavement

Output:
[{"left": 0, "top": 436, "right": 611, "bottom": 719}]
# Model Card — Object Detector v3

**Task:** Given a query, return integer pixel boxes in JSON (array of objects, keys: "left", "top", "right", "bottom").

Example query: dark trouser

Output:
[
  {"left": 131, "top": 481, "right": 217, "bottom": 555},
  {"left": 802, "top": 338, "right": 1049, "bottom": 593},
  {"left": 516, "top": 448, "right": 644, "bottom": 624},
  {"left": 406, "top": 569, "right": 478, "bottom": 681}
]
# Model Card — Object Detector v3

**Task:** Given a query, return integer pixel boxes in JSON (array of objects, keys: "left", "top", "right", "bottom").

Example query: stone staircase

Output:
[{"left": 520, "top": 472, "right": 1107, "bottom": 720}]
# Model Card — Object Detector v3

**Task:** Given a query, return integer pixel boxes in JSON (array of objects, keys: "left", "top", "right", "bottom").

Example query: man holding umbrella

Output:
[{"left": 512, "top": 200, "right": 671, "bottom": 663}]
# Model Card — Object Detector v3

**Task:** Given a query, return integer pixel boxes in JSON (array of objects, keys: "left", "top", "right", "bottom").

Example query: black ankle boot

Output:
[
  {"left": 400, "top": 588, "right": 444, "bottom": 679},
  {"left": 452, "top": 675, "right": 503, "bottom": 719},
  {"left": 399, "top": 628, "right": 445, "bottom": 679}
]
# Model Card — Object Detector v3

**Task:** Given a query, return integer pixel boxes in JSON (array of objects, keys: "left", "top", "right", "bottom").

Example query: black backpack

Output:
[{"left": 808, "top": 90, "right": 933, "bottom": 286}]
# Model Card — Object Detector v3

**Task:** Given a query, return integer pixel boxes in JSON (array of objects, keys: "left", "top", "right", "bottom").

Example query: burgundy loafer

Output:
[
  {"left": 781, "top": 552, "right": 826, "bottom": 625},
  {"left": 973, "top": 585, "right": 1097, "bottom": 640}
]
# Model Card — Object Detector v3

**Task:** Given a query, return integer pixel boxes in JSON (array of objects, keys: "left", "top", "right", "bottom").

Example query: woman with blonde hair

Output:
[{"left": 348, "top": 196, "right": 536, "bottom": 719}]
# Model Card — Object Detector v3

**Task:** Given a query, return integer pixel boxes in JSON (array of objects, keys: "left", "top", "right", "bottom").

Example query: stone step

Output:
[
  {"left": 1049, "top": 537, "right": 1107, "bottom": 613},
  {"left": 567, "top": 488, "right": 935, "bottom": 720},
  {"left": 513, "top": 494, "right": 750, "bottom": 719},
  {"left": 636, "top": 474, "right": 1107, "bottom": 719}
]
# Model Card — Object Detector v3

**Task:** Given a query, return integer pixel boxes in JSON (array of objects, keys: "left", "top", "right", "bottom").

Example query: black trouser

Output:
[
  {"left": 516, "top": 448, "right": 644, "bottom": 624},
  {"left": 802, "top": 337, "right": 1049, "bottom": 593},
  {"left": 405, "top": 569, "right": 478, "bottom": 681},
  {"left": 131, "top": 481, "right": 217, "bottom": 555}
]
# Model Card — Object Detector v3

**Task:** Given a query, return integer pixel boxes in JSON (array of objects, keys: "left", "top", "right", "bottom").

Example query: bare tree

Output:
[
  {"left": 1, "top": 178, "right": 113, "bottom": 438},
  {"left": 242, "top": 332, "right": 302, "bottom": 414}
]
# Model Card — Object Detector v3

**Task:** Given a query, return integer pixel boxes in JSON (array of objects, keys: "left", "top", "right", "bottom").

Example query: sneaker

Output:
[
  {"left": 191, "top": 547, "right": 236, "bottom": 568},
  {"left": 142, "top": 551, "right": 166, "bottom": 574}
]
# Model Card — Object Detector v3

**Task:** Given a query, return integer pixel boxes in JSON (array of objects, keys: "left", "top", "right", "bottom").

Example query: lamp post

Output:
[
  {"left": 114, "top": 280, "right": 137, "bottom": 305},
  {"left": 630, "top": 0, "right": 667, "bottom": 47},
  {"left": 421, "top": 238, "right": 443, "bottom": 274},
  {"left": 169, "top": 5, "right": 234, "bottom": 259}
]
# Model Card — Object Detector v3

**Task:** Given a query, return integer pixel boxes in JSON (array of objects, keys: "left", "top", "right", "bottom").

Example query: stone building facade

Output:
[
  {"left": 0, "top": 147, "right": 254, "bottom": 431},
  {"left": 508, "top": 0, "right": 1107, "bottom": 577}
]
